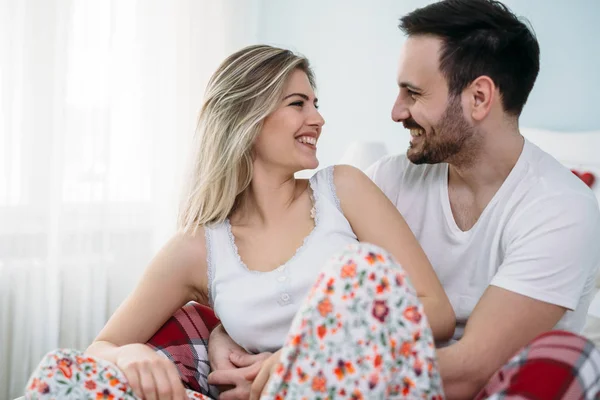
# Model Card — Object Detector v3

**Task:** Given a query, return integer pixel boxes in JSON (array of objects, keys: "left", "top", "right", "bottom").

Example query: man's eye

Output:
[{"left": 407, "top": 89, "right": 418, "bottom": 99}]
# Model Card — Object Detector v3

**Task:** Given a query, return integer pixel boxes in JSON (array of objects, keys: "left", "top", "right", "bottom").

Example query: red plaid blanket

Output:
[
  {"left": 476, "top": 330, "right": 600, "bottom": 399},
  {"left": 146, "top": 302, "right": 219, "bottom": 397}
]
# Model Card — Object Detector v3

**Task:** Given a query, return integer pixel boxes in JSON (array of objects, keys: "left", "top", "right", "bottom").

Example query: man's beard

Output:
[{"left": 406, "top": 96, "right": 476, "bottom": 165}]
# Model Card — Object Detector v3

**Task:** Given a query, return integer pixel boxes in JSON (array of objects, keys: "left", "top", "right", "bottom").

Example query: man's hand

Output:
[
  {"left": 249, "top": 350, "right": 282, "bottom": 400},
  {"left": 437, "top": 286, "right": 566, "bottom": 399},
  {"left": 208, "top": 352, "right": 272, "bottom": 400},
  {"left": 208, "top": 324, "right": 247, "bottom": 371}
]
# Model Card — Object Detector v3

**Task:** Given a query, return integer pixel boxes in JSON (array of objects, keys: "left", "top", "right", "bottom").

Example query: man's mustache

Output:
[{"left": 403, "top": 118, "right": 423, "bottom": 130}]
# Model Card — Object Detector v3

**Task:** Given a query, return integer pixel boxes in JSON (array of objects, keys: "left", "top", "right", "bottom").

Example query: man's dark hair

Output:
[{"left": 399, "top": 0, "right": 539, "bottom": 116}]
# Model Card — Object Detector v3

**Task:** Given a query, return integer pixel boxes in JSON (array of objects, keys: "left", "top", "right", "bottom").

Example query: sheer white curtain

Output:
[{"left": 0, "top": 0, "right": 259, "bottom": 397}]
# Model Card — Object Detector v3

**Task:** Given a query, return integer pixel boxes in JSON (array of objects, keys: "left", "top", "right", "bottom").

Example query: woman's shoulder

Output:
[
  {"left": 157, "top": 229, "right": 209, "bottom": 281},
  {"left": 308, "top": 165, "right": 374, "bottom": 212}
]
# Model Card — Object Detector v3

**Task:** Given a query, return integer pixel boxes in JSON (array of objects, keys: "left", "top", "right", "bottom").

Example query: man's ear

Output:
[{"left": 467, "top": 76, "right": 495, "bottom": 121}]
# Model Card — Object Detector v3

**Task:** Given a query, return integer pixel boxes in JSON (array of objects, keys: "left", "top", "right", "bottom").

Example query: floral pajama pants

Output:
[
  {"left": 26, "top": 243, "right": 442, "bottom": 399},
  {"left": 25, "top": 243, "right": 600, "bottom": 399}
]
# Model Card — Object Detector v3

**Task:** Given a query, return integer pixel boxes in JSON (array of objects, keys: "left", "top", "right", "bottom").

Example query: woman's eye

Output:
[{"left": 290, "top": 101, "right": 304, "bottom": 107}]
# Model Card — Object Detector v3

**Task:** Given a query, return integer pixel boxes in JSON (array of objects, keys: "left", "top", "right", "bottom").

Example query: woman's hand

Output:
[
  {"left": 249, "top": 350, "right": 282, "bottom": 400},
  {"left": 208, "top": 352, "right": 272, "bottom": 400},
  {"left": 115, "top": 343, "right": 188, "bottom": 400},
  {"left": 208, "top": 324, "right": 248, "bottom": 371}
]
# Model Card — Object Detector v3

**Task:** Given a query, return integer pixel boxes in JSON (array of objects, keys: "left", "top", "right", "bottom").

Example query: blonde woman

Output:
[{"left": 26, "top": 45, "right": 454, "bottom": 400}]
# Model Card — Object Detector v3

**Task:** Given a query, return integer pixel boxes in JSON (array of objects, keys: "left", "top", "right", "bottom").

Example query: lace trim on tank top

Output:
[
  {"left": 326, "top": 165, "right": 342, "bottom": 212},
  {"left": 225, "top": 174, "right": 321, "bottom": 274},
  {"left": 204, "top": 226, "right": 215, "bottom": 308}
]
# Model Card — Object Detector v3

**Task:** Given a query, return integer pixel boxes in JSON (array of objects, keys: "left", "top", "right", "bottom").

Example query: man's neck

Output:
[{"left": 448, "top": 126, "right": 524, "bottom": 193}]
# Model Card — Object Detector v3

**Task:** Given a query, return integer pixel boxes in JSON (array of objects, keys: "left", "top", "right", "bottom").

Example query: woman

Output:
[{"left": 26, "top": 45, "right": 454, "bottom": 399}]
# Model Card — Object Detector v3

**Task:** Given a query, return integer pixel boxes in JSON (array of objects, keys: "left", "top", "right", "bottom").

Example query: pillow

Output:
[{"left": 146, "top": 302, "right": 220, "bottom": 397}]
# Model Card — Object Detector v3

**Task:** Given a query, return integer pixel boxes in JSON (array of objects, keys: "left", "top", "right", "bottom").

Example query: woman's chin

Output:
[{"left": 302, "top": 158, "right": 319, "bottom": 171}]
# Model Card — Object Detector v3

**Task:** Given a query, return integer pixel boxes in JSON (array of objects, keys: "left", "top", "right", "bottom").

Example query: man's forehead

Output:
[{"left": 397, "top": 36, "right": 443, "bottom": 85}]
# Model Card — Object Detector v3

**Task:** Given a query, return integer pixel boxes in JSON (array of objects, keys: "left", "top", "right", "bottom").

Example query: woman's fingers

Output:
[
  {"left": 122, "top": 365, "right": 144, "bottom": 399},
  {"left": 165, "top": 361, "right": 189, "bottom": 400},
  {"left": 138, "top": 361, "right": 160, "bottom": 400},
  {"left": 150, "top": 360, "right": 175, "bottom": 400},
  {"left": 249, "top": 361, "right": 272, "bottom": 400}
]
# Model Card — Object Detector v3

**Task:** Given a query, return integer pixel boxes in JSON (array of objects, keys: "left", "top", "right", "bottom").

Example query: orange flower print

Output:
[
  {"left": 372, "top": 299, "right": 390, "bottom": 323},
  {"left": 275, "top": 363, "right": 285, "bottom": 376},
  {"left": 311, "top": 372, "right": 327, "bottom": 392},
  {"left": 350, "top": 388, "right": 364, "bottom": 400},
  {"left": 402, "top": 377, "right": 416, "bottom": 396},
  {"left": 334, "top": 360, "right": 355, "bottom": 380},
  {"left": 325, "top": 278, "right": 335, "bottom": 294},
  {"left": 341, "top": 261, "right": 356, "bottom": 278},
  {"left": 317, "top": 324, "right": 327, "bottom": 339},
  {"left": 85, "top": 380, "right": 97, "bottom": 390},
  {"left": 400, "top": 341, "right": 413, "bottom": 357},
  {"left": 365, "top": 252, "right": 384, "bottom": 265},
  {"left": 403, "top": 305, "right": 422, "bottom": 324},
  {"left": 57, "top": 362, "right": 73, "bottom": 379},
  {"left": 317, "top": 298, "right": 333, "bottom": 317},
  {"left": 296, "top": 367, "right": 309, "bottom": 383},
  {"left": 109, "top": 376, "right": 120, "bottom": 387},
  {"left": 376, "top": 276, "right": 390, "bottom": 294},
  {"left": 96, "top": 389, "right": 115, "bottom": 400},
  {"left": 413, "top": 330, "right": 422, "bottom": 342},
  {"left": 374, "top": 354, "right": 383, "bottom": 368},
  {"left": 291, "top": 334, "right": 302, "bottom": 346}
]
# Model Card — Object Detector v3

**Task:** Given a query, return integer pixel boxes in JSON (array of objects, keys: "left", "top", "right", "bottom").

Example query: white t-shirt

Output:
[{"left": 367, "top": 139, "right": 600, "bottom": 342}]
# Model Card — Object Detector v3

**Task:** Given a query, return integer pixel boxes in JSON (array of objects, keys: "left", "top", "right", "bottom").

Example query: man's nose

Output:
[{"left": 391, "top": 95, "right": 410, "bottom": 122}]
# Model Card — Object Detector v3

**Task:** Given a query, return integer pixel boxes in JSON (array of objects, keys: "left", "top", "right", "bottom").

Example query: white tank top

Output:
[{"left": 205, "top": 166, "right": 358, "bottom": 353}]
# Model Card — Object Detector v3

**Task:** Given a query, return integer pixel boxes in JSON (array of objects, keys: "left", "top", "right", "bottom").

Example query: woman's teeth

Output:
[
  {"left": 297, "top": 136, "right": 317, "bottom": 146},
  {"left": 410, "top": 129, "right": 424, "bottom": 137}
]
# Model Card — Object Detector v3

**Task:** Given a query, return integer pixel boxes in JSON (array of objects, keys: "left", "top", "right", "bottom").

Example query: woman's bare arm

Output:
[
  {"left": 86, "top": 230, "right": 209, "bottom": 362},
  {"left": 335, "top": 165, "right": 455, "bottom": 341}
]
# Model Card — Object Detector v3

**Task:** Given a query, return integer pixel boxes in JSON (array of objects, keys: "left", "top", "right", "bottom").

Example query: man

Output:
[
  {"left": 366, "top": 0, "right": 600, "bottom": 398},
  {"left": 208, "top": 0, "right": 600, "bottom": 398}
]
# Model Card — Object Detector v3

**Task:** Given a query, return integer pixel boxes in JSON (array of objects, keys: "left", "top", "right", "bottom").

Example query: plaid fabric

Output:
[
  {"left": 476, "top": 330, "right": 600, "bottom": 400},
  {"left": 146, "top": 302, "right": 220, "bottom": 398}
]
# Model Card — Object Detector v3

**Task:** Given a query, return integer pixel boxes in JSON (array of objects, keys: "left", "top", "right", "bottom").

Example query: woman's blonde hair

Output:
[{"left": 178, "top": 45, "right": 315, "bottom": 234}]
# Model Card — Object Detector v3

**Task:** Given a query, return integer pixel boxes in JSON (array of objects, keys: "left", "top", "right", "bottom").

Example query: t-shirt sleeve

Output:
[
  {"left": 365, "top": 155, "right": 408, "bottom": 203},
  {"left": 491, "top": 193, "right": 600, "bottom": 310},
  {"left": 365, "top": 159, "right": 382, "bottom": 181}
]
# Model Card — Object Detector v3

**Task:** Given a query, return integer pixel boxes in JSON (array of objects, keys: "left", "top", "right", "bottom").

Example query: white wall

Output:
[{"left": 256, "top": 0, "right": 600, "bottom": 171}]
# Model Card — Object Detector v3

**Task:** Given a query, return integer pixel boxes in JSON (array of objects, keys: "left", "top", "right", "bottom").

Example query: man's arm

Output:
[
  {"left": 437, "top": 287, "right": 565, "bottom": 399},
  {"left": 438, "top": 193, "right": 600, "bottom": 399}
]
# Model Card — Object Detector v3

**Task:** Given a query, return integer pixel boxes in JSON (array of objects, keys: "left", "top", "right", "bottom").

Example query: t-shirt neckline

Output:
[{"left": 440, "top": 138, "right": 531, "bottom": 236}]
